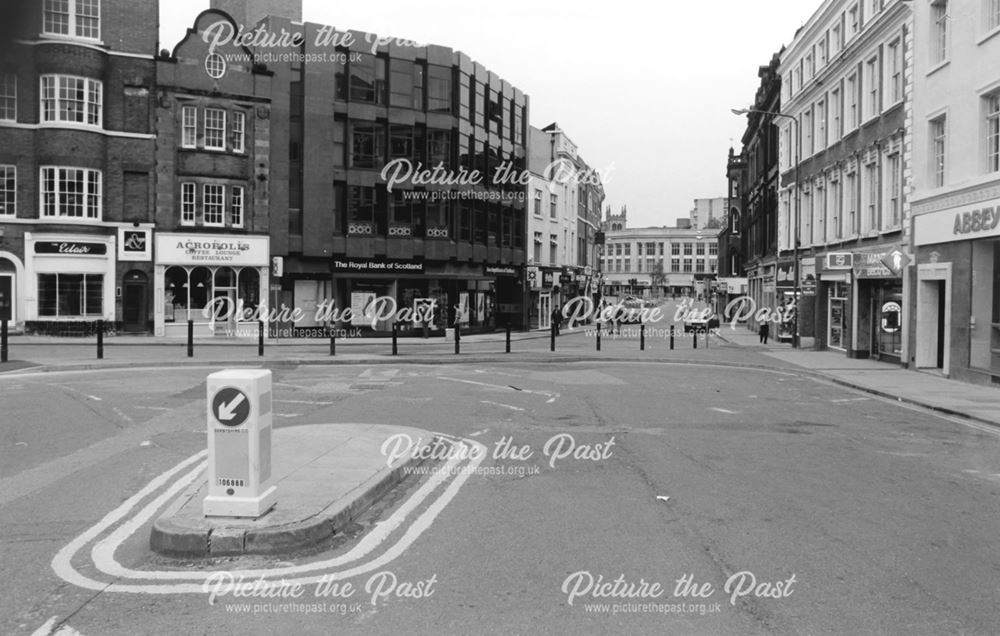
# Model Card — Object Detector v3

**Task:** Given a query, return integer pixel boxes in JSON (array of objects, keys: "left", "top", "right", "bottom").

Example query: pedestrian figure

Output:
[
  {"left": 759, "top": 322, "right": 770, "bottom": 344},
  {"left": 551, "top": 306, "right": 562, "bottom": 336}
]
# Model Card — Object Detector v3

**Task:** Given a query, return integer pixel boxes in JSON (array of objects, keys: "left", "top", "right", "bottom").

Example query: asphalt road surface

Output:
[{"left": 2, "top": 359, "right": 999, "bottom": 635}]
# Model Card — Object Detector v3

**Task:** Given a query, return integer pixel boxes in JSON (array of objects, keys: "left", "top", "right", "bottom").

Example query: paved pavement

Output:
[{"left": 715, "top": 325, "right": 1000, "bottom": 427}]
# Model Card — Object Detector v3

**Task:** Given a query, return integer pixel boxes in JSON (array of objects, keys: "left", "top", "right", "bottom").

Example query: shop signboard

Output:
[
  {"left": 156, "top": 233, "right": 269, "bottom": 266},
  {"left": 331, "top": 258, "right": 424, "bottom": 274},
  {"left": 485, "top": 265, "right": 518, "bottom": 277},
  {"left": 34, "top": 241, "right": 107, "bottom": 256}
]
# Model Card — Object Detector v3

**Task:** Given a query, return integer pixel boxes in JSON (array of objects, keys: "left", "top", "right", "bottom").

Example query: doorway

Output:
[
  {"left": 122, "top": 271, "right": 148, "bottom": 333},
  {"left": 538, "top": 293, "right": 551, "bottom": 330},
  {"left": 916, "top": 264, "right": 950, "bottom": 372}
]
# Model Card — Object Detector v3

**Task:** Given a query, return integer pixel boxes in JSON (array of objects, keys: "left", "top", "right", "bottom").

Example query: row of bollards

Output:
[{"left": 0, "top": 319, "right": 711, "bottom": 363}]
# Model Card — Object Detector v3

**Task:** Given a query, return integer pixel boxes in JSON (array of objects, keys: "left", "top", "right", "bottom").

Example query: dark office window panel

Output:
[
  {"left": 459, "top": 202, "right": 472, "bottom": 241},
  {"left": 390, "top": 125, "right": 414, "bottom": 160},
  {"left": 348, "top": 185, "right": 375, "bottom": 229},
  {"left": 501, "top": 208, "right": 512, "bottom": 247},
  {"left": 458, "top": 134, "right": 471, "bottom": 171},
  {"left": 389, "top": 59, "right": 423, "bottom": 110},
  {"left": 473, "top": 201, "right": 486, "bottom": 245},
  {"left": 427, "top": 129, "right": 451, "bottom": 168},
  {"left": 474, "top": 79, "right": 486, "bottom": 128},
  {"left": 332, "top": 119, "right": 346, "bottom": 167},
  {"left": 460, "top": 72, "right": 471, "bottom": 120},
  {"left": 426, "top": 65, "right": 452, "bottom": 113},
  {"left": 350, "top": 56, "right": 387, "bottom": 104},
  {"left": 332, "top": 183, "right": 345, "bottom": 234},
  {"left": 513, "top": 212, "right": 524, "bottom": 249},
  {"left": 351, "top": 122, "right": 386, "bottom": 169}
]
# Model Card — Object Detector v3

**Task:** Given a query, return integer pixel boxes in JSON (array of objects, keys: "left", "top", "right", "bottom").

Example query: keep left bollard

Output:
[
  {"left": 96, "top": 320, "right": 104, "bottom": 360},
  {"left": 187, "top": 319, "right": 194, "bottom": 358},
  {"left": 204, "top": 369, "right": 277, "bottom": 518}
]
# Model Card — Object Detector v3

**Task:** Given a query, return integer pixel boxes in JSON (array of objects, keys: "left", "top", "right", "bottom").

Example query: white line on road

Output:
[
  {"left": 274, "top": 399, "right": 336, "bottom": 405},
  {"left": 710, "top": 407, "right": 737, "bottom": 414},
  {"left": 439, "top": 376, "right": 559, "bottom": 403},
  {"left": 273, "top": 413, "right": 302, "bottom": 418},
  {"left": 480, "top": 401, "right": 525, "bottom": 412},
  {"left": 86, "top": 395, "right": 101, "bottom": 401},
  {"left": 135, "top": 406, "right": 171, "bottom": 411},
  {"left": 30, "top": 616, "right": 58, "bottom": 636},
  {"left": 831, "top": 397, "right": 871, "bottom": 403},
  {"left": 53, "top": 435, "right": 485, "bottom": 593}
]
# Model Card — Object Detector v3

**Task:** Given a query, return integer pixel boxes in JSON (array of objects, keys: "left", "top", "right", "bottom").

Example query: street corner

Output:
[{"left": 50, "top": 423, "right": 487, "bottom": 595}]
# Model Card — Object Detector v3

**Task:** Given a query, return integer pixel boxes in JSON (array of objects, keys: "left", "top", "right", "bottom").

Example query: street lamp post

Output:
[{"left": 731, "top": 107, "right": 800, "bottom": 348}]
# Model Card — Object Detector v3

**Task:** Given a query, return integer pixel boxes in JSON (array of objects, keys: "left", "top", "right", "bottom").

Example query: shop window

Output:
[
  {"left": 37, "top": 273, "right": 102, "bottom": 317},
  {"left": 41, "top": 166, "right": 101, "bottom": 219},
  {"left": 43, "top": 0, "right": 100, "bottom": 40},
  {"left": 41, "top": 75, "right": 102, "bottom": 126}
]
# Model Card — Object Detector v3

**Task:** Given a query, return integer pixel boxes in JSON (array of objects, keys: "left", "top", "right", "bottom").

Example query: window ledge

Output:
[
  {"left": 977, "top": 26, "right": 1000, "bottom": 46},
  {"left": 38, "top": 33, "right": 104, "bottom": 47},
  {"left": 926, "top": 59, "right": 950, "bottom": 78},
  {"left": 38, "top": 121, "right": 104, "bottom": 133}
]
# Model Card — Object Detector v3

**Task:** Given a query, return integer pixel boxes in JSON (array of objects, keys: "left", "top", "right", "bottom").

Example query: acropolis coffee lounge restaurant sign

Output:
[{"left": 155, "top": 233, "right": 270, "bottom": 266}]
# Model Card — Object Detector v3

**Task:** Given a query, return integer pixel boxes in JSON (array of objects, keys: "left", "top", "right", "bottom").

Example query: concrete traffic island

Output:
[{"left": 149, "top": 423, "right": 432, "bottom": 557}]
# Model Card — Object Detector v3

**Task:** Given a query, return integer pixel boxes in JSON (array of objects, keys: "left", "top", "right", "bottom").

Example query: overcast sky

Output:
[{"left": 161, "top": 1, "right": 812, "bottom": 228}]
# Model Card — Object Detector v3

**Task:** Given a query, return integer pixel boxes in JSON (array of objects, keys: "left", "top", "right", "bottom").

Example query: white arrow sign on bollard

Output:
[{"left": 203, "top": 369, "right": 277, "bottom": 518}]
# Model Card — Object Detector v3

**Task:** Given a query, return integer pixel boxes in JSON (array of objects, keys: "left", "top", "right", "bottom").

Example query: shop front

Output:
[
  {"left": 318, "top": 258, "right": 506, "bottom": 336},
  {"left": 529, "top": 266, "right": 555, "bottom": 330},
  {"left": 22, "top": 233, "right": 117, "bottom": 335},
  {"left": 850, "top": 246, "right": 905, "bottom": 362},
  {"left": 913, "top": 197, "right": 1000, "bottom": 384},
  {"left": 815, "top": 252, "right": 853, "bottom": 352},
  {"left": 154, "top": 233, "right": 270, "bottom": 337}
]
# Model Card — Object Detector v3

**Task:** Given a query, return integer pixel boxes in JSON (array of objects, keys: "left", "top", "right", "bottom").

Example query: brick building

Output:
[
  {"left": 153, "top": 9, "right": 273, "bottom": 337},
  {"left": 0, "top": 0, "right": 158, "bottom": 334}
]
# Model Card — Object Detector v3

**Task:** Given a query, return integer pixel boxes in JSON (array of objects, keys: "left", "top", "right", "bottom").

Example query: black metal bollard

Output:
[
  {"left": 596, "top": 321, "right": 601, "bottom": 352},
  {"left": 258, "top": 320, "right": 265, "bottom": 356},
  {"left": 96, "top": 320, "right": 104, "bottom": 359},
  {"left": 693, "top": 328, "right": 698, "bottom": 349},
  {"left": 550, "top": 322, "right": 556, "bottom": 352},
  {"left": 640, "top": 323, "right": 645, "bottom": 351},
  {"left": 392, "top": 322, "right": 398, "bottom": 356},
  {"left": 454, "top": 324, "right": 461, "bottom": 355},
  {"left": 329, "top": 329, "right": 336, "bottom": 356},
  {"left": 505, "top": 323, "right": 511, "bottom": 354},
  {"left": 1, "top": 319, "right": 7, "bottom": 363},
  {"left": 705, "top": 327, "right": 709, "bottom": 349},
  {"left": 187, "top": 319, "right": 194, "bottom": 358},
  {"left": 669, "top": 326, "right": 675, "bottom": 350}
]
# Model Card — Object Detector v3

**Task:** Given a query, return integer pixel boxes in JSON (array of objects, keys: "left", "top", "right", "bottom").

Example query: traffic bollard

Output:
[
  {"left": 392, "top": 322, "right": 398, "bottom": 356},
  {"left": 258, "top": 320, "right": 264, "bottom": 357},
  {"left": 669, "top": 326, "right": 675, "bottom": 350},
  {"left": 454, "top": 324, "right": 461, "bottom": 355},
  {"left": 505, "top": 323, "right": 511, "bottom": 354},
  {"left": 640, "top": 323, "right": 645, "bottom": 351},
  {"left": 705, "top": 327, "right": 709, "bottom": 349},
  {"left": 693, "top": 328, "right": 698, "bottom": 349},
  {"left": 550, "top": 322, "right": 556, "bottom": 352},
  {"left": 596, "top": 321, "right": 601, "bottom": 352},
  {"left": 187, "top": 319, "right": 194, "bottom": 358},
  {"left": 1, "top": 319, "right": 8, "bottom": 363},
  {"left": 96, "top": 320, "right": 104, "bottom": 359},
  {"left": 329, "top": 329, "right": 336, "bottom": 356}
]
